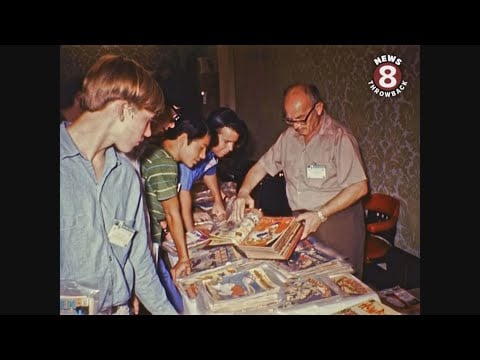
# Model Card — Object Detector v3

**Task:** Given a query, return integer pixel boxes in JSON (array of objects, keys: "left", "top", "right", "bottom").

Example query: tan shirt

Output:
[{"left": 259, "top": 112, "right": 367, "bottom": 211}]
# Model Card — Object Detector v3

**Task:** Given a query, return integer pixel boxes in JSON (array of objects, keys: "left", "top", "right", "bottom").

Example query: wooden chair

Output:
[{"left": 363, "top": 193, "right": 400, "bottom": 264}]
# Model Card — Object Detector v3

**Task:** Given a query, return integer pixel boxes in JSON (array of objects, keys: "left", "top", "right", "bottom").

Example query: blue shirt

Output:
[
  {"left": 179, "top": 151, "right": 218, "bottom": 191},
  {"left": 60, "top": 122, "right": 176, "bottom": 315}
]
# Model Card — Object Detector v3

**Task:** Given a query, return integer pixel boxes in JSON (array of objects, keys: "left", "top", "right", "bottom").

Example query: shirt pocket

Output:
[{"left": 306, "top": 160, "right": 336, "bottom": 190}]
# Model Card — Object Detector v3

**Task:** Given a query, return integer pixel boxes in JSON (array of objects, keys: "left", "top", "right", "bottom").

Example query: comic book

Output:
[
  {"left": 328, "top": 272, "right": 376, "bottom": 297},
  {"left": 334, "top": 299, "right": 401, "bottom": 315},
  {"left": 189, "top": 245, "right": 244, "bottom": 274},
  {"left": 208, "top": 209, "right": 303, "bottom": 260},
  {"left": 196, "top": 262, "right": 283, "bottom": 314},
  {"left": 177, "top": 261, "right": 263, "bottom": 300},
  {"left": 60, "top": 295, "right": 95, "bottom": 315},
  {"left": 161, "top": 229, "right": 210, "bottom": 255},
  {"left": 271, "top": 236, "right": 352, "bottom": 278},
  {"left": 281, "top": 274, "right": 341, "bottom": 309},
  {"left": 60, "top": 280, "right": 99, "bottom": 315}
]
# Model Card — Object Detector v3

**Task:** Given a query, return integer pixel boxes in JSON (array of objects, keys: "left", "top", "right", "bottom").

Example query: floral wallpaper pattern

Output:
[{"left": 60, "top": 45, "right": 208, "bottom": 85}]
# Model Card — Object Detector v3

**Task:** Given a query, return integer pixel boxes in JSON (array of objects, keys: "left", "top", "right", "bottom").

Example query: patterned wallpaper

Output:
[
  {"left": 60, "top": 44, "right": 209, "bottom": 90},
  {"left": 231, "top": 45, "right": 420, "bottom": 257}
]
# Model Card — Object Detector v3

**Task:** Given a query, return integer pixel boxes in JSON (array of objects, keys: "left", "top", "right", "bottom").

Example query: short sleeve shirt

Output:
[
  {"left": 259, "top": 112, "right": 367, "bottom": 211},
  {"left": 141, "top": 147, "right": 179, "bottom": 243},
  {"left": 179, "top": 151, "right": 218, "bottom": 191}
]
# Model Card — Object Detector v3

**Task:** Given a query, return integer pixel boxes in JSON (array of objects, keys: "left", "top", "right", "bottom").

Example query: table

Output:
[{"left": 170, "top": 252, "right": 384, "bottom": 315}]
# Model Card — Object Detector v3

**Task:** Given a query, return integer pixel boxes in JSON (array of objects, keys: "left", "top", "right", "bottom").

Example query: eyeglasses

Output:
[
  {"left": 282, "top": 101, "right": 319, "bottom": 126},
  {"left": 170, "top": 104, "right": 182, "bottom": 122}
]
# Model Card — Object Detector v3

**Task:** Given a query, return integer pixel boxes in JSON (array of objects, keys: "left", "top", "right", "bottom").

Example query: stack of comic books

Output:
[
  {"left": 276, "top": 271, "right": 380, "bottom": 314},
  {"left": 208, "top": 209, "right": 304, "bottom": 260},
  {"left": 195, "top": 262, "right": 284, "bottom": 314},
  {"left": 188, "top": 245, "right": 245, "bottom": 275},
  {"left": 193, "top": 188, "right": 214, "bottom": 212},
  {"left": 177, "top": 260, "right": 261, "bottom": 303},
  {"left": 334, "top": 299, "right": 401, "bottom": 315},
  {"left": 328, "top": 272, "right": 376, "bottom": 298},
  {"left": 162, "top": 229, "right": 210, "bottom": 256},
  {"left": 280, "top": 273, "right": 342, "bottom": 310},
  {"left": 60, "top": 280, "right": 99, "bottom": 315},
  {"left": 60, "top": 295, "right": 95, "bottom": 315},
  {"left": 322, "top": 272, "right": 383, "bottom": 313},
  {"left": 270, "top": 236, "right": 353, "bottom": 279},
  {"left": 191, "top": 181, "right": 237, "bottom": 213}
]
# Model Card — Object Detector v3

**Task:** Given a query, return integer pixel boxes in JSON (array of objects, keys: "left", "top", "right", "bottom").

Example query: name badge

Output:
[
  {"left": 307, "top": 164, "right": 326, "bottom": 179},
  {"left": 108, "top": 220, "right": 136, "bottom": 247}
]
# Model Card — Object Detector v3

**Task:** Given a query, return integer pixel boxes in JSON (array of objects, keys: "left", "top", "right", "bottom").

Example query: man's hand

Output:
[
  {"left": 230, "top": 193, "right": 255, "bottom": 222},
  {"left": 211, "top": 201, "right": 226, "bottom": 220},
  {"left": 193, "top": 211, "right": 211, "bottom": 223},
  {"left": 295, "top": 211, "right": 324, "bottom": 239},
  {"left": 131, "top": 294, "right": 140, "bottom": 315},
  {"left": 170, "top": 258, "right": 191, "bottom": 283}
]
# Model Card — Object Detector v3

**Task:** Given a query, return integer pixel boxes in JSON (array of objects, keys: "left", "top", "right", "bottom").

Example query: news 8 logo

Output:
[{"left": 368, "top": 54, "right": 408, "bottom": 98}]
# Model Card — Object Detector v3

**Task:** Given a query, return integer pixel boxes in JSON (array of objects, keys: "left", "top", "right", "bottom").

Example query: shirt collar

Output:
[{"left": 59, "top": 121, "right": 121, "bottom": 166}]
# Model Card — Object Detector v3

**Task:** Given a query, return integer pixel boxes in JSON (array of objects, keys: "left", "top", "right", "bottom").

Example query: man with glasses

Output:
[{"left": 231, "top": 83, "right": 368, "bottom": 279}]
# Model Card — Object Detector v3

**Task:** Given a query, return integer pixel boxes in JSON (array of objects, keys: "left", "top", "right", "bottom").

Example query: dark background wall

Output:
[{"left": 60, "top": 45, "right": 213, "bottom": 117}]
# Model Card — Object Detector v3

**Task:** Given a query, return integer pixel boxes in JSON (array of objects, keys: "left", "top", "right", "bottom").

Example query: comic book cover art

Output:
[
  {"left": 207, "top": 209, "right": 303, "bottom": 260},
  {"left": 60, "top": 295, "right": 94, "bottom": 315},
  {"left": 329, "top": 273, "right": 372, "bottom": 296},
  {"left": 193, "top": 188, "right": 214, "bottom": 211},
  {"left": 208, "top": 209, "right": 262, "bottom": 246},
  {"left": 162, "top": 229, "right": 210, "bottom": 255},
  {"left": 204, "top": 266, "right": 278, "bottom": 302},
  {"left": 241, "top": 216, "right": 295, "bottom": 246},
  {"left": 60, "top": 280, "right": 99, "bottom": 315},
  {"left": 190, "top": 246, "right": 243, "bottom": 274},
  {"left": 282, "top": 275, "right": 339, "bottom": 308},
  {"left": 177, "top": 263, "right": 248, "bottom": 300},
  {"left": 336, "top": 308, "right": 359, "bottom": 315},
  {"left": 274, "top": 237, "right": 337, "bottom": 272},
  {"left": 335, "top": 299, "right": 401, "bottom": 315}
]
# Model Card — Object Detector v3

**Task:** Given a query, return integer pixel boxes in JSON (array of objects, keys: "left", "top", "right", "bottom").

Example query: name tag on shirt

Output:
[
  {"left": 307, "top": 164, "right": 326, "bottom": 179},
  {"left": 108, "top": 220, "right": 136, "bottom": 247}
]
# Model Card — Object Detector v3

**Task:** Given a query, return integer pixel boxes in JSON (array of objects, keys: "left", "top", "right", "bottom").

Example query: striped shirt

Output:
[{"left": 141, "top": 147, "right": 179, "bottom": 243}]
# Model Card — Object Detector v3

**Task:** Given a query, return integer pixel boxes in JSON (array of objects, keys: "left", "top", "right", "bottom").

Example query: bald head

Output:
[
  {"left": 282, "top": 83, "right": 324, "bottom": 140},
  {"left": 283, "top": 83, "right": 322, "bottom": 105}
]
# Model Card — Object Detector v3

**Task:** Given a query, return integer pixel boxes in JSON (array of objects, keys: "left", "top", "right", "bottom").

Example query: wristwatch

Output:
[{"left": 316, "top": 209, "right": 328, "bottom": 223}]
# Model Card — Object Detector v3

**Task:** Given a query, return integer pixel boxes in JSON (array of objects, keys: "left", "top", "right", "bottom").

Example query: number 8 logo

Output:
[{"left": 373, "top": 63, "right": 402, "bottom": 91}]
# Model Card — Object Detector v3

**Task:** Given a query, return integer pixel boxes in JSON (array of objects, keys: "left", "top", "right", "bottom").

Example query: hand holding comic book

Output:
[
  {"left": 229, "top": 190, "right": 255, "bottom": 223},
  {"left": 208, "top": 209, "right": 304, "bottom": 260},
  {"left": 295, "top": 210, "right": 326, "bottom": 240}
]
